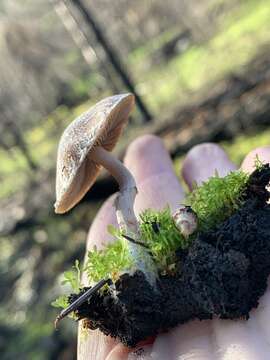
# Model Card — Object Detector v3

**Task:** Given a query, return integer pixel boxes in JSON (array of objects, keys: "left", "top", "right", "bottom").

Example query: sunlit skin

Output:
[{"left": 77, "top": 134, "right": 270, "bottom": 360}]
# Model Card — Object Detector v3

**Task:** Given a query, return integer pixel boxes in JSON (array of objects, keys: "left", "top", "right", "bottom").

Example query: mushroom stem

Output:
[
  {"left": 90, "top": 146, "right": 138, "bottom": 230},
  {"left": 89, "top": 146, "right": 157, "bottom": 286}
]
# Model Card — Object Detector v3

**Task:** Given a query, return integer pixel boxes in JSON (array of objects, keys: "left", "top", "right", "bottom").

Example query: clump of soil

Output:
[{"left": 70, "top": 165, "right": 270, "bottom": 347}]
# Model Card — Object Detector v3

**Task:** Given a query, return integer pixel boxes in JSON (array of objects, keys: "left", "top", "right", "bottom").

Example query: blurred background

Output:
[{"left": 1, "top": 0, "right": 270, "bottom": 358}]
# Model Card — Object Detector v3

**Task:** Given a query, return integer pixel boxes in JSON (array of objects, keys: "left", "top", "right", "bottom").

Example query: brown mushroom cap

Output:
[{"left": 55, "top": 93, "right": 135, "bottom": 214}]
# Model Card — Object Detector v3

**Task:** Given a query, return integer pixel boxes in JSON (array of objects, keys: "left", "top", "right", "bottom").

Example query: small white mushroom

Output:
[
  {"left": 55, "top": 93, "right": 157, "bottom": 286},
  {"left": 173, "top": 205, "right": 198, "bottom": 238}
]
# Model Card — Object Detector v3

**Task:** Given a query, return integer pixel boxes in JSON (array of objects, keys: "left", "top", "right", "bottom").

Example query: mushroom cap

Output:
[{"left": 55, "top": 93, "right": 135, "bottom": 214}]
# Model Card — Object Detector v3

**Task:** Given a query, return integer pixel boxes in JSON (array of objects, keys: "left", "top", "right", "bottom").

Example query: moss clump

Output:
[
  {"left": 188, "top": 170, "right": 249, "bottom": 231},
  {"left": 52, "top": 239, "right": 134, "bottom": 310},
  {"left": 139, "top": 207, "right": 192, "bottom": 271},
  {"left": 84, "top": 208, "right": 191, "bottom": 281},
  {"left": 84, "top": 239, "right": 133, "bottom": 283}
]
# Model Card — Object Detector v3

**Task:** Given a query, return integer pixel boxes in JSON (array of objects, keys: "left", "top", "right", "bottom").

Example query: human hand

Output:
[{"left": 77, "top": 134, "right": 270, "bottom": 360}]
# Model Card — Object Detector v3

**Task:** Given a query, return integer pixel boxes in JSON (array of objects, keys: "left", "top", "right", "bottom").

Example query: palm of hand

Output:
[{"left": 77, "top": 135, "right": 270, "bottom": 360}]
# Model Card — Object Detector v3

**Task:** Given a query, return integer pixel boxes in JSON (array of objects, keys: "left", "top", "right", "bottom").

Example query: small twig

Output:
[
  {"left": 121, "top": 234, "right": 150, "bottom": 249},
  {"left": 54, "top": 278, "right": 112, "bottom": 329}
]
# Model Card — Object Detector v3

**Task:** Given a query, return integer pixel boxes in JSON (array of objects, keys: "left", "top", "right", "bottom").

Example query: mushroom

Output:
[
  {"left": 55, "top": 93, "right": 157, "bottom": 286},
  {"left": 173, "top": 205, "right": 198, "bottom": 238}
]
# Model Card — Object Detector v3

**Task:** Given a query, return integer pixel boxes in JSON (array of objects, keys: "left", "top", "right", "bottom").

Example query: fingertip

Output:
[
  {"left": 123, "top": 134, "right": 185, "bottom": 213},
  {"left": 241, "top": 146, "right": 270, "bottom": 173},
  {"left": 124, "top": 134, "right": 175, "bottom": 185},
  {"left": 134, "top": 173, "right": 185, "bottom": 214},
  {"left": 182, "top": 143, "right": 236, "bottom": 189}
]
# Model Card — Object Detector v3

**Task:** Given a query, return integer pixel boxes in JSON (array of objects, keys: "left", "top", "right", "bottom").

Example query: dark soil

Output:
[{"left": 70, "top": 165, "right": 270, "bottom": 347}]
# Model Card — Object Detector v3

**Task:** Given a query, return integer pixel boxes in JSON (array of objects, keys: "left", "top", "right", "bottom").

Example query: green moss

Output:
[
  {"left": 187, "top": 170, "right": 249, "bottom": 231},
  {"left": 51, "top": 295, "right": 69, "bottom": 309},
  {"left": 51, "top": 260, "right": 81, "bottom": 310},
  {"left": 254, "top": 154, "right": 265, "bottom": 170},
  {"left": 61, "top": 259, "right": 81, "bottom": 294},
  {"left": 84, "top": 237, "right": 134, "bottom": 283},
  {"left": 139, "top": 207, "right": 191, "bottom": 271}
]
